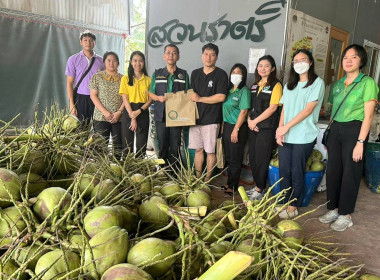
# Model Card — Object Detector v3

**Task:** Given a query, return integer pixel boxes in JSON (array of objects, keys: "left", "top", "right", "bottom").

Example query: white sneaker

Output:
[
  {"left": 278, "top": 208, "right": 299, "bottom": 219},
  {"left": 318, "top": 210, "right": 339, "bottom": 224},
  {"left": 249, "top": 190, "right": 263, "bottom": 200},
  {"left": 245, "top": 188, "right": 255, "bottom": 195},
  {"left": 330, "top": 215, "right": 353, "bottom": 231}
]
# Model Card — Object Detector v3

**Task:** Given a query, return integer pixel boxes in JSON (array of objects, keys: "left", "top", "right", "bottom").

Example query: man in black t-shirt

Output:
[{"left": 189, "top": 43, "right": 229, "bottom": 180}]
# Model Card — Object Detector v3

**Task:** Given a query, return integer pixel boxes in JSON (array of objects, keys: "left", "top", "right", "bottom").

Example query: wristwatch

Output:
[{"left": 357, "top": 139, "right": 365, "bottom": 143}]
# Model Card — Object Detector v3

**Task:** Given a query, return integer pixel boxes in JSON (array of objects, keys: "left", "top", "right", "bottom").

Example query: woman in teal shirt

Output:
[
  {"left": 319, "top": 44, "right": 378, "bottom": 231},
  {"left": 222, "top": 63, "right": 251, "bottom": 196},
  {"left": 276, "top": 49, "right": 325, "bottom": 219}
]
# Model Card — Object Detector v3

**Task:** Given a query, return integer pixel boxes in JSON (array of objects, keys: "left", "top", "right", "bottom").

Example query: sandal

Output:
[
  {"left": 224, "top": 187, "right": 236, "bottom": 197},
  {"left": 221, "top": 185, "right": 229, "bottom": 191}
]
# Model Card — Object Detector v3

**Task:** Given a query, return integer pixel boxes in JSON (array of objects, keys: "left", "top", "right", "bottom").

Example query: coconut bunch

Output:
[
  {"left": 270, "top": 149, "right": 326, "bottom": 172},
  {"left": 156, "top": 186, "right": 364, "bottom": 280}
]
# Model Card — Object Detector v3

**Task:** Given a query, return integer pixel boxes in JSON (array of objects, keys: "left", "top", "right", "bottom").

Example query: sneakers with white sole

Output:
[
  {"left": 330, "top": 215, "right": 353, "bottom": 231},
  {"left": 278, "top": 208, "right": 299, "bottom": 219},
  {"left": 248, "top": 190, "right": 263, "bottom": 200},
  {"left": 318, "top": 210, "right": 339, "bottom": 224}
]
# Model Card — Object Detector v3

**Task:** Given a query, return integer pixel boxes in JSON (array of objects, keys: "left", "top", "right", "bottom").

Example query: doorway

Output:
[{"left": 322, "top": 26, "right": 349, "bottom": 119}]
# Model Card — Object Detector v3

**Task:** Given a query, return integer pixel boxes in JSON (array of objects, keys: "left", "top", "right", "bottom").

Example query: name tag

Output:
[
  {"left": 262, "top": 90, "right": 272, "bottom": 94},
  {"left": 232, "top": 97, "right": 239, "bottom": 101}
]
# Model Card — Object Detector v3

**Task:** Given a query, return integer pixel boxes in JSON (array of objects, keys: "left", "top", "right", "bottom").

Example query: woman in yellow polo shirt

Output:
[
  {"left": 246, "top": 55, "right": 283, "bottom": 200},
  {"left": 119, "top": 51, "right": 152, "bottom": 158}
]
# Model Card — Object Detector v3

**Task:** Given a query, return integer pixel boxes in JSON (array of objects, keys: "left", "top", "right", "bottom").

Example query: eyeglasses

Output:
[
  {"left": 164, "top": 51, "right": 178, "bottom": 56},
  {"left": 292, "top": 58, "right": 308, "bottom": 65}
]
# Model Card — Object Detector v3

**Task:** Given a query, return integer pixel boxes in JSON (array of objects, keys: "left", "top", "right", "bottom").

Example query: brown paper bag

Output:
[
  {"left": 216, "top": 137, "right": 225, "bottom": 169},
  {"left": 165, "top": 89, "right": 199, "bottom": 127}
]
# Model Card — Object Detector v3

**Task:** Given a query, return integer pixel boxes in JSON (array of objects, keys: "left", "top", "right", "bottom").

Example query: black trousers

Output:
[
  {"left": 223, "top": 122, "right": 248, "bottom": 190},
  {"left": 278, "top": 141, "right": 315, "bottom": 207},
  {"left": 121, "top": 103, "right": 149, "bottom": 158},
  {"left": 155, "top": 120, "right": 182, "bottom": 170},
  {"left": 75, "top": 93, "right": 94, "bottom": 124},
  {"left": 248, "top": 128, "right": 276, "bottom": 191},
  {"left": 326, "top": 121, "right": 365, "bottom": 215},
  {"left": 93, "top": 120, "right": 122, "bottom": 156}
]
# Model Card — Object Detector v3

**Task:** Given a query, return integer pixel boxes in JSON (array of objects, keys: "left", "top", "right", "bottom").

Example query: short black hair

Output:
[
  {"left": 229, "top": 63, "right": 247, "bottom": 90},
  {"left": 80, "top": 30, "right": 96, "bottom": 41},
  {"left": 164, "top": 44, "right": 179, "bottom": 54},
  {"left": 103, "top": 51, "right": 119, "bottom": 64},
  {"left": 202, "top": 43, "right": 219, "bottom": 56},
  {"left": 341, "top": 44, "right": 368, "bottom": 69}
]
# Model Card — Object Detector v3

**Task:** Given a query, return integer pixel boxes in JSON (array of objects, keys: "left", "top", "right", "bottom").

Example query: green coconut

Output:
[
  {"left": 101, "top": 263, "right": 153, "bottom": 280},
  {"left": 78, "top": 173, "right": 100, "bottom": 198},
  {"left": 160, "top": 181, "right": 181, "bottom": 203},
  {"left": 310, "top": 161, "right": 325, "bottom": 171},
  {"left": 130, "top": 173, "right": 151, "bottom": 193},
  {"left": 360, "top": 274, "right": 380, "bottom": 280},
  {"left": 91, "top": 179, "right": 120, "bottom": 203},
  {"left": 53, "top": 154, "right": 80, "bottom": 175},
  {"left": 110, "top": 163, "right": 123, "bottom": 178},
  {"left": 84, "top": 206, "right": 124, "bottom": 237},
  {"left": 199, "top": 221, "right": 226, "bottom": 243},
  {"left": 14, "top": 244, "right": 49, "bottom": 270},
  {"left": 235, "top": 239, "right": 262, "bottom": 266},
  {"left": 0, "top": 168, "right": 21, "bottom": 208},
  {"left": 35, "top": 250, "right": 80, "bottom": 280},
  {"left": 84, "top": 226, "right": 129, "bottom": 278},
  {"left": 19, "top": 173, "right": 48, "bottom": 197},
  {"left": 127, "top": 237, "right": 176, "bottom": 277},
  {"left": 13, "top": 147, "right": 47, "bottom": 175},
  {"left": 0, "top": 206, "right": 27, "bottom": 238},
  {"left": 139, "top": 196, "right": 170, "bottom": 230},
  {"left": 205, "top": 209, "right": 231, "bottom": 229},
  {"left": 276, "top": 220, "right": 304, "bottom": 250},
  {"left": 310, "top": 149, "right": 323, "bottom": 161},
  {"left": 199, "top": 184, "right": 212, "bottom": 195},
  {"left": 0, "top": 260, "right": 27, "bottom": 280},
  {"left": 33, "top": 187, "right": 71, "bottom": 222},
  {"left": 62, "top": 115, "right": 80, "bottom": 132},
  {"left": 208, "top": 241, "right": 232, "bottom": 260},
  {"left": 68, "top": 230, "right": 84, "bottom": 249},
  {"left": 186, "top": 190, "right": 211, "bottom": 209},
  {"left": 113, "top": 205, "right": 139, "bottom": 234}
]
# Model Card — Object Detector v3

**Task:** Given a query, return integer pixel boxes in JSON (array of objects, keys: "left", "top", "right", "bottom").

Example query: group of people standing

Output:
[{"left": 66, "top": 30, "right": 378, "bottom": 232}]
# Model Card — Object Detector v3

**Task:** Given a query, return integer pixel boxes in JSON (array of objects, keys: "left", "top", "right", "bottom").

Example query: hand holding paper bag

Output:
[{"left": 165, "top": 89, "right": 199, "bottom": 127}]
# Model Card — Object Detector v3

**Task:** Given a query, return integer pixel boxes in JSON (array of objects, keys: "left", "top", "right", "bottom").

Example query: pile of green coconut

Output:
[
  {"left": 0, "top": 105, "right": 379, "bottom": 280},
  {"left": 270, "top": 148, "right": 326, "bottom": 172}
]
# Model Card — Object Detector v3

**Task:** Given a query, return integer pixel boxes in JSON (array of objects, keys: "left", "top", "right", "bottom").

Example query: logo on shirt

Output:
[
  {"left": 263, "top": 86, "right": 270, "bottom": 91},
  {"left": 208, "top": 81, "right": 213, "bottom": 87},
  {"left": 178, "top": 73, "right": 184, "bottom": 79}
]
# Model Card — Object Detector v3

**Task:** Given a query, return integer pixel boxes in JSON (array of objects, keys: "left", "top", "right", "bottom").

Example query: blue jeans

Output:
[{"left": 278, "top": 141, "right": 315, "bottom": 207}]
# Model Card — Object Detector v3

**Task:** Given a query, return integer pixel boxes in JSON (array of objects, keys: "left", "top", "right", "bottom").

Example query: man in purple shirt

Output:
[{"left": 65, "top": 30, "right": 104, "bottom": 123}]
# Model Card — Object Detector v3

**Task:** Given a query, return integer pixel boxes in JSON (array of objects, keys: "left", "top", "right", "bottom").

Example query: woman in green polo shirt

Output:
[
  {"left": 222, "top": 63, "right": 251, "bottom": 196},
  {"left": 318, "top": 44, "right": 378, "bottom": 231}
]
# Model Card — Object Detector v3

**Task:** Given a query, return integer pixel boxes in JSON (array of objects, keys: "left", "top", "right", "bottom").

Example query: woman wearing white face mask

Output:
[
  {"left": 275, "top": 49, "right": 325, "bottom": 218},
  {"left": 222, "top": 63, "right": 251, "bottom": 196}
]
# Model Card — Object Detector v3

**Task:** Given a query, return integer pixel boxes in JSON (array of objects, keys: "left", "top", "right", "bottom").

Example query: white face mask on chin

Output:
[
  {"left": 231, "top": 74, "right": 243, "bottom": 86},
  {"left": 293, "top": 62, "right": 310, "bottom": 75}
]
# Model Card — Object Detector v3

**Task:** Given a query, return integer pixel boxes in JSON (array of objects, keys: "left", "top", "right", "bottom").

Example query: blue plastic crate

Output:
[
  {"left": 365, "top": 142, "right": 380, "bottom": 193},
  {"left": 268, "top": 165, "right": 325, "bottom": 207}
]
